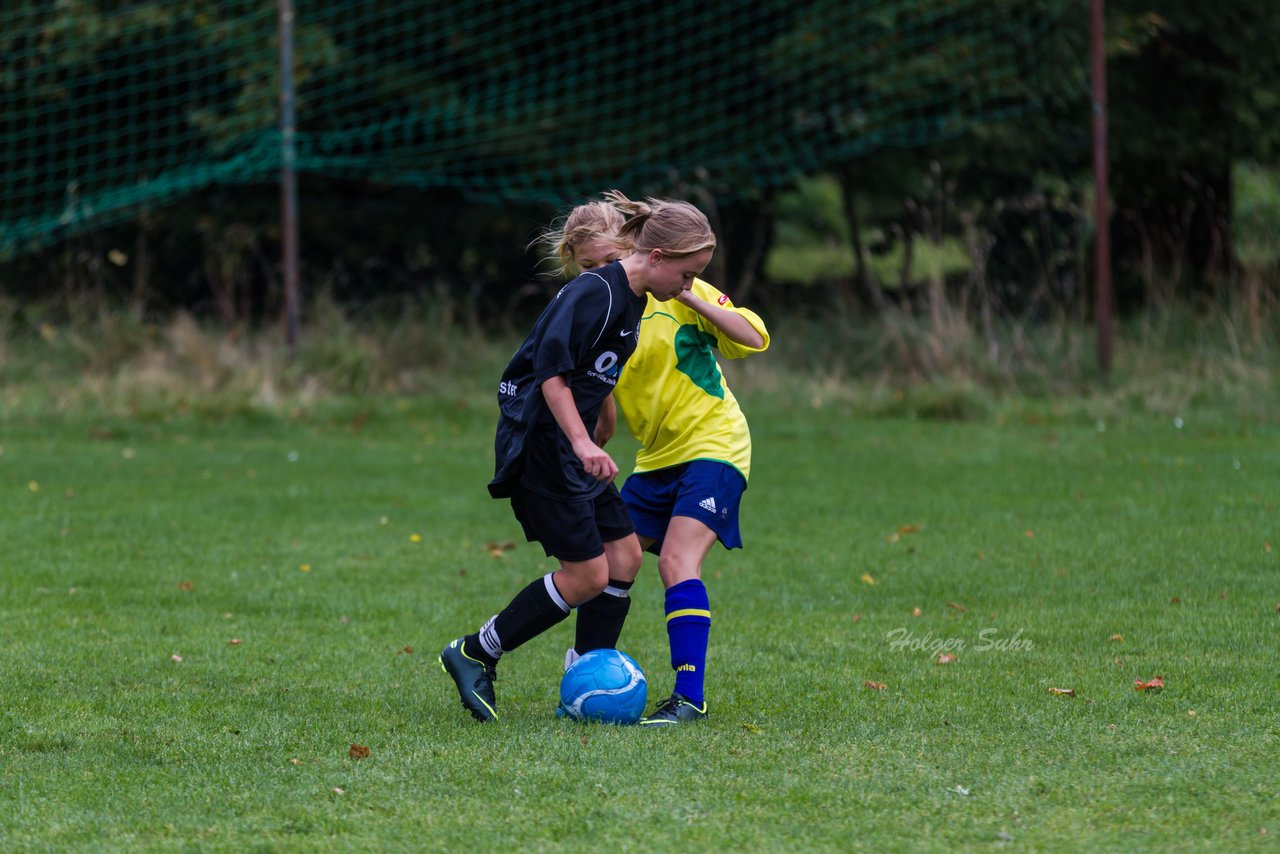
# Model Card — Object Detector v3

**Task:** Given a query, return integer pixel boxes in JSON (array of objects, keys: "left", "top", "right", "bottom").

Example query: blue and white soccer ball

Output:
[{"left": 559, "top": 649, "right": 648, "bottom": 725}]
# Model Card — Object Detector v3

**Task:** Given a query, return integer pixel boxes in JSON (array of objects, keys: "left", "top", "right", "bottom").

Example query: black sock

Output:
[
  {"left": 474, "top": 573, "right": 572, "bottom": 661},
  {"left": 574, "top": 578, "right": 634, "bottom": 654},
  {"left": 460, "top": 632, "right": 497, "bottom": 667}
]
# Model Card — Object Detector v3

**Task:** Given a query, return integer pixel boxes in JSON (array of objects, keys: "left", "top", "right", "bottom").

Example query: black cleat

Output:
[
  {"left": 439, "top": 638, "right": 498, "bottom": 722},
  {"left": 638, "top": 692, "right": 708, "bottom": 726}
]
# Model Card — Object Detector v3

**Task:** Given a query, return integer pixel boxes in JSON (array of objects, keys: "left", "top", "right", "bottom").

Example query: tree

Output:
[{"left": 1107, "top": 1, "right": 1280, "bottom": 294}]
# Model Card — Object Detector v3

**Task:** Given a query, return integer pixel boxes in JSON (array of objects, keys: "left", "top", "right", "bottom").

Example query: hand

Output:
[
  {"left": 673, "top": 287, "right": 700, "bottom": 308},
  {"left": 573, "top": 438, "right": 618, "bottom": 482}
]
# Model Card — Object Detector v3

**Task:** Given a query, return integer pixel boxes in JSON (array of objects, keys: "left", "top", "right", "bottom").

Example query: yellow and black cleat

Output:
[
  {"left": 439, "top": 638, "right": 498, "bottom": 722},
  {"left": 638, "top": 692, "right": 707, "bottom": 726}
]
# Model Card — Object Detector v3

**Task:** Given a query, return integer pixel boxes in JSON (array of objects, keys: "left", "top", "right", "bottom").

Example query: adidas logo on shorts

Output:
[{"left": 699, "top": 496, "right": 717, "bottom": 514}]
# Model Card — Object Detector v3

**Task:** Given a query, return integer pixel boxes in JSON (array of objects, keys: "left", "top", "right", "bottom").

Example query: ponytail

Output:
[{"left": 604, "top": 190, "right": 715, "bottom": 258}]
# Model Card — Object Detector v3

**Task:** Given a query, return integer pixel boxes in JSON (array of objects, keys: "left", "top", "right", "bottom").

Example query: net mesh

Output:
[{"left": 1, "top": 0, "right": 1065, "bottom": 256}]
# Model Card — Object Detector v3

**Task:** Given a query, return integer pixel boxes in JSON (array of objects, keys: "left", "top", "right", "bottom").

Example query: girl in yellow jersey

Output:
[{"left": 540, "top": 196, "right": 770, "bottom": 725}]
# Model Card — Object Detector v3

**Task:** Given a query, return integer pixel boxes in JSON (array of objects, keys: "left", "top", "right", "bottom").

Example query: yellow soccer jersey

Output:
[{"left": 613, "top": 278, "right": 769, "bottom": 480}]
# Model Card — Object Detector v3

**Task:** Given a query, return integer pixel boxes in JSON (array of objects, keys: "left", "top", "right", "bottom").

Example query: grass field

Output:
[{"left": 2, "top": 389, "right": 1277, "bottom": 852}]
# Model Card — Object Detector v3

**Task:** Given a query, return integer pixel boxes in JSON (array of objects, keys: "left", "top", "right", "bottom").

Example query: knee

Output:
[
  {"left": 558, "top": 558, "right": 610, "bottom": 606},
  {"left": 586, "top": 563, "right": 610, "bottom": 596},
  {"left": 657, "top": 552, "right": 698, "bottom": 588},
  {"left": 616, "top": 539, "right": 643, "bottom": 579}
]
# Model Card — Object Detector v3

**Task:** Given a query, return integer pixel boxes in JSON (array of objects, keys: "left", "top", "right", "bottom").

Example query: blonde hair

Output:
[
  {"left": 534, "top": 200, "right": 628, "bottom": 278},
  {"left": 603, "top": 189, "right": 716, "bottom": 258}
]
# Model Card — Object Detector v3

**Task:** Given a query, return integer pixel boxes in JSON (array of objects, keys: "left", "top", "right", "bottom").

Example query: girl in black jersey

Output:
[{"left": 440, "top": 191, "right": 716, "bottom": 722}]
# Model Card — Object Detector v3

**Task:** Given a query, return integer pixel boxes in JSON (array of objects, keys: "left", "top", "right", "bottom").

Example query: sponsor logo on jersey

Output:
[
  {"left": 587, "top": 350, "right": 621, "bottom": 384},
  {"left": 498, "top": 380, "right": 518, "bottom": 397},
  {"left": 717, "top": 294, "right": 730, "bottom": 305}
]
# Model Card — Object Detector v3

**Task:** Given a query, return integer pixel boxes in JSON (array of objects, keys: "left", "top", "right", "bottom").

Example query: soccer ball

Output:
[{"left": 559, "top": 649, "right": 647, "bottom": 725}]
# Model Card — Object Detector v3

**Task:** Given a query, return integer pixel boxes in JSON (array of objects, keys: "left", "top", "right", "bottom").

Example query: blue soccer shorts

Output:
[{"left": 619, "top": 460, "right": 746, "bottom": 553}]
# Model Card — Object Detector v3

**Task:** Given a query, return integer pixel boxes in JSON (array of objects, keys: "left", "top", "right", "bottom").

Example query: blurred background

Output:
[{"left": 2, "top": 0, "right": 1277, "bottom": 416}]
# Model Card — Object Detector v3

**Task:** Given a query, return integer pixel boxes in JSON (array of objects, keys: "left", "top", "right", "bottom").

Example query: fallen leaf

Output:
[
  {"left": 951, "top": 785, "right": 971, "bottom": 796},
  {"left": 229, "top": 638, "right": 242, "bottom": 646},
  {"left": 1048, "top": 687, "right": 1075, "bottom": 697},
  {"left": 581, "top": 735, "right": 588, "bottom": 746},
  {"left": 864, "top": 681, "right": 887, "bottom": 691},
  {"left": 349, "top": 744, "right": 370, "bottom": 760},
  {"left": 299, "top": 564, "right": 311, "bottom": 572},
  {"left": 911, "top": 607, "right": 922, "bottom": 617},
  {"left": 1218, "top": 591, "right": 1227, "bottom": 600},
  {"left": 1114, "top": 657, "right": 1124, "bottom": 666},
  {"left": 976, "top": 552, "right": 985, "bottom": 560},
  {"left": 897, "top": 524, "right": 921, "bottom": 535},
  {"left": 946, "top": 602, "right": 966, "bottom": 612},
  {"left": 177, "top": 581, "right": 195, "bottom": 591},
  {"left": 1187, "top": 710, "right": 1196, "bottom": 718},
  {"left": 397, "top": 646, "right": 414, "bottom": 655},
  {"left": 331, "top": 787, "right": 345, "bottom": 795},
  {"left": 502, "top": 542, "right": 516, "bottom": 551},
  {"left": 1134, "top": 676, "right": 1165, "bottom": 692},
  {"left": 170, "top": 653, "right": 183, "bottom": 663},
  {"left": 740, "top": 722, "right": 762, "bottom": 733},
  {"left": 860, "top": 573, "right": 876, "bottom": 585},
  {"left": 289, "top": 758, "right": 303, "bottom": 765},
  {"left": 936, "top": 653, "right": 957, "bottom": 665},
  {"left": 1266, "top": 543, "right": 1273, "bottom": 553},
  {"left": 1169, "top": 596, "right": 1182, "bottom": 604},
  {"left": 410, "top": 534, "right": 422, "bottom": 543},
  {"left": 1024, "top": 529, "right": 1035, "bottom": 538},
  {"left": 885, "top": 533, "right": 900, "bottom": 543},
  {"left": 1109, "top": 633, "right": 1124, "bottom": 642},
  {"left": 852, "top": 613, "right": 862, "bottom": 623}
]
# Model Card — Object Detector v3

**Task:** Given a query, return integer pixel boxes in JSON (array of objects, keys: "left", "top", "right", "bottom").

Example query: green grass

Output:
[{"left": 2, "top": 394, "right": 1278, "bottom": 852}]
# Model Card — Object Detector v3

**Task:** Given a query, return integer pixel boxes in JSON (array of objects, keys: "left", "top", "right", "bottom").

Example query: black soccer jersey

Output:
[{"left": 489, "top": 262, "right": 645, "bottom": 500}]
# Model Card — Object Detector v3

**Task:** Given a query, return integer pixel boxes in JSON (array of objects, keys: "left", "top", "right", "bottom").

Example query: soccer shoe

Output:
[
  {"left": 638, "top": 692, "right": 707, "bottom": 726},
  {"left": 439, "top": 638, "right": 498, "bottom": 722}
]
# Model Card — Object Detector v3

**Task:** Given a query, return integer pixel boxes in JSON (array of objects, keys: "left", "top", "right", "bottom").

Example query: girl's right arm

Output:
[{"left": 674, "top": 288, "right": 767, "bottom": 350}]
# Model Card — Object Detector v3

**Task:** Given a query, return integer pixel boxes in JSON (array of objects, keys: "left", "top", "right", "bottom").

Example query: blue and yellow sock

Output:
[{"left": 665, "top": 579, "right": 711, "bottom": 705}]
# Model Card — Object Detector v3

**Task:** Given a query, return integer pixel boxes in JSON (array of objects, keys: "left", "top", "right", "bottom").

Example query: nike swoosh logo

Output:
[{"left": 621, "top": 330, "right": 634, "bottom": 337}]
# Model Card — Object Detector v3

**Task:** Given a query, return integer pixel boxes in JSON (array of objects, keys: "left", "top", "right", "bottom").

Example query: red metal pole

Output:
[{"left": 1091, "top": 0, "right": 1112, "bottom": 374}]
